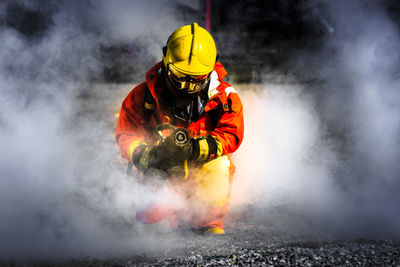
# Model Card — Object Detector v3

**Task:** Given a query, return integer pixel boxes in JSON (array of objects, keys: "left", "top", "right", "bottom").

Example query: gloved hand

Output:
[
  {"left": 128, "top": 130, "right": 221, "bottom": 177},
  {"left": 127, "top": 140, "right": 164, "bottom": 171},
  {"left": 128, "top": 130, "right": 191, "bottom": 174},
  {"left": 128, "top": 144, "right": 152, "bottom": 170},
  {"left": 152, "top": 133, "right": 221, "bottom": 169},
  {"left": 154, "top": 128, "right": 193, "bottom": 178},
  {"left": 155, "top": 128, "right": 221, "bottom": 164}
]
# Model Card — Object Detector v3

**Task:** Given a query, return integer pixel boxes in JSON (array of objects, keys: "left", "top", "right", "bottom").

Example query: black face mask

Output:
[{"left": 162, "top": 72, "right": 209, "bottom": 123}]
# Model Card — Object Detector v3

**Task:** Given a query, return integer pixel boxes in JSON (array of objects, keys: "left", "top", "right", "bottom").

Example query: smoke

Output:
[
  {"left": 231, "top": 0, "right": 400, "bottom": 239},
  {"left": 0, "top": 0, "right": 187, "bottom": 261}
]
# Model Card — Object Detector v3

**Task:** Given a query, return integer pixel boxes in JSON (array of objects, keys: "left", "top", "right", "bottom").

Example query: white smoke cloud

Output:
[
  {"left": 230, "top": 83, "right": 344, "bottom": 236},
  {"left": 0, "top": 0, "right": 189, "bottom": 260},
  {"left": 230, "top": 0, "right": 400, "bottom": 239}
]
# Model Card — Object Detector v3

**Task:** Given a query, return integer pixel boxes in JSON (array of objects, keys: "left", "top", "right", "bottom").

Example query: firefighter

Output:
[{"left": 115, "top": 22, "right": 244, "bottom": 234}]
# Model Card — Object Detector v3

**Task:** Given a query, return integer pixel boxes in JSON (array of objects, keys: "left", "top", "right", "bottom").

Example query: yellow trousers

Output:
[
  {"left": 192, "top": 155, "right": 231, "bottom": 207},
  {"left": 137, "top": 156, "right": 233, "bottom": 229}
]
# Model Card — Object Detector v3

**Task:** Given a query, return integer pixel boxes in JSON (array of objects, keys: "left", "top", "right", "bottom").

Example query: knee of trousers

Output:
[{"left": 193, "top": 155, "right": 232, "bottom": 207}]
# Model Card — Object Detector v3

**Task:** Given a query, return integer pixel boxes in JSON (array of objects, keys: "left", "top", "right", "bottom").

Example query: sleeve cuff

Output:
[{"left": 191, "top": 136, "right": 221, "bottom": 161}]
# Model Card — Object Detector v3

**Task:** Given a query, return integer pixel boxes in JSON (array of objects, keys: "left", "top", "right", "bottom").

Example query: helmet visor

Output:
[{"left": 166, "top": 64, "right": 210, "bottom": 94}]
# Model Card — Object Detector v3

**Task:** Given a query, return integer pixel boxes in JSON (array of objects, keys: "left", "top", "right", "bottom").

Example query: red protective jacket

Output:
[{"left": 116, "top": 61, "right": 244, "bottom": 162}]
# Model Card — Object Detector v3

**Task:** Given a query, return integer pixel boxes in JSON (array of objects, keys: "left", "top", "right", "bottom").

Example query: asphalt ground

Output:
[{"left": 2, "top": 218, "right": 399, "bottom": 266}]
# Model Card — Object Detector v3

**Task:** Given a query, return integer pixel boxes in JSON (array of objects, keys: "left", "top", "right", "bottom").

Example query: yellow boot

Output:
[{"left": 204, "top": 227, "right": 225, "bottom": 235}]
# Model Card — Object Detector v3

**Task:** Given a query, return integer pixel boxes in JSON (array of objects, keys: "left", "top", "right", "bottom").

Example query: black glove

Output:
[
  {"left": 130, "top": 144, "right": 163, "bottom": 171},
  {"left": 131, "top": 128, "right": 192, "bottom": 173},
  {"left": 131, "top": 129, "right": 220, "bottom": 177},
  {"left": 156, "top": 133, "right": 220, "bottom": 167},
  {"left": 156, "top": 128, "right": 193, "bottom": 177}
]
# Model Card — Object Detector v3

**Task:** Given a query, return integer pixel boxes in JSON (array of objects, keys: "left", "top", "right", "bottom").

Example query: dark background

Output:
[{"left": 4, "top": 0, "right": 399, "bottom": 83}]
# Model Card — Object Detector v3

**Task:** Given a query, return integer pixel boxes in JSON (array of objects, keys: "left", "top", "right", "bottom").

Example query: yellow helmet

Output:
[{"left": 163, "top": 22, "right": 217, "bottom": 94}]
